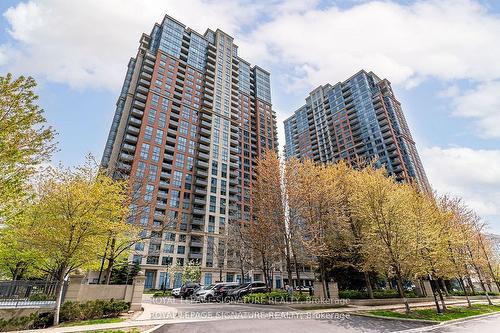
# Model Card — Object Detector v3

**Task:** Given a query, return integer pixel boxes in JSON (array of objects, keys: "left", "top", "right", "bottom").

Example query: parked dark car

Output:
[
  {"left": 228, "top": 282, "right": 267, "bottom": 300},
  {"left": 179, "top": 282, "right": 200, "bottom": 298},
  {"left": 214, "top": 283, "right": 240, "bottom": 302}
]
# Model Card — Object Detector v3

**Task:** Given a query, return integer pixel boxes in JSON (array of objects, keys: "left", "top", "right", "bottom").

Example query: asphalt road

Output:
[
  {"left": 152, "top": 315, "right": 433, "bottom": 333},
  {"left": 148, "top": 298, "right": 434, "bottom": 333}
]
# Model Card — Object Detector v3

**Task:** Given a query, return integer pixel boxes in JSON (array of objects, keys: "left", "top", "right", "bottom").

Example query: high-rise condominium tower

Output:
[
  {"left": 284, "top": 70, "right": 430, "bottom": 192},
  {"left": 102, "top": 15, "right": 278, "bottom": 289}
]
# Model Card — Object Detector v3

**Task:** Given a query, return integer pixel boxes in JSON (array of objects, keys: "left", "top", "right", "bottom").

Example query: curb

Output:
[
  {"left": 358, "top": 309, "right": 500, "bottom": 333},
  {"left": 350, "top": 312, "right": 439, "bottom": 324}
]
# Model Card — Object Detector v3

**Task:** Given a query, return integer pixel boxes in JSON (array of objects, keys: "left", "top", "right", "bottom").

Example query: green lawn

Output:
[
  {"left": 368, "top": 304, "right": 500, "bottom": 322},
  {"left": 89, "top": 329, "right": 140, "bottom": 333},
  {"left": 59, "top": 317, "right": 126, "bottom": 327}
]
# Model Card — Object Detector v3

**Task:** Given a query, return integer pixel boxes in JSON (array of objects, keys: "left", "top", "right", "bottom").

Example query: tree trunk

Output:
[
  {"left": 395, "top": 268, "right": 410, "bottom": 313},
  {"left": 479, "top": 235, "right": 500, "bottom": 292},
  {"left": 458, "top": 276, "right": 472, "bottom": 307},
  {"left": 439, "top": 279, "right": 449, "bottom": 296},
  {"left": 428, "top": 275, "right": 442, "bottom": 314},
  {"left": 104, "top": 238, "right": 116, "bottom": 285},
  {"left": 436, "top": 281, "right": 447, "bottom": 312},
  {"left": 364, "top": 270, "right": 374, "bottom": 299},
  {"left": 53, "top": 271, "right": 66, "bottom": 326},
  {"left": 465, "top": 273, "right": 476, "bottom": 295},
  {"left": 293, "top": 254, "right": 302, "bottom": 294}
]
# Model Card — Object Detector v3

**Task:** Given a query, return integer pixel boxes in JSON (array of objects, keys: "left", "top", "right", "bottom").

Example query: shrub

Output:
[
  {"left": 28, "top": 293, "right": 56, "bottom": 301},
  {"left": 339, "top": 289, "right": 418, "bottom": 299},
  {"left": 449, "top": 290, "right": 500, "bottom": 296},
  {"left": 153, "top": 291, "right": 172, "bottom": 297},
  {"left": 0, "top": 313, "right": 39, "bottom": 332},
  {"left": 60, "top": 299, "right": 130, "bottom": 323}
]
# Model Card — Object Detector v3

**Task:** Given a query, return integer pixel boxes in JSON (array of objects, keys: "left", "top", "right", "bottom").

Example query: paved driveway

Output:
[{"left": 146, "top": 297, "right": 434, "bottom": 333}]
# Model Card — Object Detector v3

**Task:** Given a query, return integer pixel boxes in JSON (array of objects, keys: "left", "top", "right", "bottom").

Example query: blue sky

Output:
[{"left": 1, "top": 0, "right": 500, "bottom": 233}]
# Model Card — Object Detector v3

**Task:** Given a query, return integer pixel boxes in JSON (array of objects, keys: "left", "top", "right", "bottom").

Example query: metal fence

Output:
[{"left": 0, "top": 280, "right": 66, "bottom": 308}]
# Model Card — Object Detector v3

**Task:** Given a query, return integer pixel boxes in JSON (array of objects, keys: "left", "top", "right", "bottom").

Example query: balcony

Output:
[
  {"left": 126, "top": 126, "right": 140, "bottom": 135},
  {"left": 188, "top": 252, "right": 203, "bottom": 260},
  {"left": 119, "top": 152, "right": 134, "bottom": 162},
  {"left": 195, "top": 178, "right": 208, "bottom": 187},
  {"left": 198, "top": 152, "right": 210, "bottom": 161},
  {"left": 131, "top": 108, "right": 144, "bottom": 118},
  {"left": 193, "top": 208, "right": 205, "bottom": 216},
  {"left": 124, "top": 134, "right": 137, "bottom": 143},
  {"left": 192, "top": 218, "right": 204, "bottom": 226},
  {"left": 197, "top": 160, "right": 209, "bottom": 169},
  {"left": 122, "top": 143, "right": 135, "bottom": 152}
]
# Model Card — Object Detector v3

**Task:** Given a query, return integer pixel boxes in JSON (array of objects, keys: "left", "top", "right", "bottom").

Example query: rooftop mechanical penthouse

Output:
[{"left": 102, "top": 15, "right": 278, "bottom": 289}]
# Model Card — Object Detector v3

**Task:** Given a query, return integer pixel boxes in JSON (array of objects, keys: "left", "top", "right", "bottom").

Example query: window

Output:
[
  {"left": 136, "top": 161, "right": 146, "bottom": 178},
  {"left": 148, "top": 109, "right": 156, "bottom": 125},
  {"left": 135, "top": 243, "right": 144, "bottom": 251},
  {"left": 165, "top": 232, "right": 175, "bottom": 241},
  {"left": 177, "top": 245, "right": 185, "bottom": 254},
  {"left": 170, "top": 190, "right": 180, "bottom": 208},
  {"left": 144, "top": 184, "right": 154, "bottom": 202},
  {"left": 180, "top": 121, "right": 189, "bottom": 135},
  {"left": 159, "top": 112, "right": 166, "bottom": 128},
  {"left": 132, "top": 255, "right": 142, "bottom": 264},
  {"left": 220, "top": 180, "right": 226, "bottom": 196},
  {"left": 209, "top": 196, "right": 216, "bottom": 213},
  {"left": 204, "top": 273, "right": 212, "bottom": 286},
  {"left": 144, "top": 126, "right": 153, "bottom": 141},
  {"left": 188, "top": 140, "right": 196, "bottom": 155},
  {"left": 220, "top": 198, "right": 226, "bottom": 214},
  {"left": 173, "top": 171, "right": 182, "bottom": 187},
  {"left": 185, "top": 174, "right": 192, "bottom": 190},
  {"left": 211, "top": 161, "right": 218, "bottom": 175},
  {"left": 183, "top": 193, "right": 190, "bottom": 209},
  {"left": 175, "top": 154, "right": 185, "bottom": 168},
  {"left": 155, "top": 129, "right": 164, "bottom": 145},
  {"left": 148, "top": 165, "right": 157, "bottom": 182},
  {"left": 140, "top": 143, "right": 150, "bottom": 160},
  {"left": 152, "top": 146, "right": 161, "bottom": 162},
  {"left": 178, "top": 137, "right": 187, "bottom": 152},
  {"left": 211, "top": 178, "right": 217, "bottom": 193},
  {"left": 186, "top": 156, "right": 193, "bottom": 171},
  {"left": 162, "top": 256, "right": 173, "bottom": 266},
  {"left": 163, "top": 244, "right": 174, "bottom": 253}
]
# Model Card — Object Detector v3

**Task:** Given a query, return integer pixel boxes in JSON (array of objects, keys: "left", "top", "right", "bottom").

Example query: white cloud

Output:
[
  {"left": 448, "top": 81, "right": 500, "bottom": 138},
  {"left": 421, "top": 146, "right": 500, "bottom": 231},
  {"left": 239, "top": 0, "right": 500, "bottom": 91},
  {"left": 1, "top": 0, "right": 264, "bottom": 90},
  {"left": 2, "top": 0, "right": 500, "bottom": 92}
]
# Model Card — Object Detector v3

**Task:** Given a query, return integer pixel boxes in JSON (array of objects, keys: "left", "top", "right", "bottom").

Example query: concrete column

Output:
[
  {"left": 327, "top": 282, "right": 339, "bottom": 299},
  {"left": 130, "top": 271, "right": 145, "bottom": 311},
  {"left": 422, "top": 280, "right": 433, "bottom": 297},
  {"left": 65, "top": 270, "right": 85, "bottom": 302},
  {"left": 313, "top": 281, "right": 326, "bottom": 299}
]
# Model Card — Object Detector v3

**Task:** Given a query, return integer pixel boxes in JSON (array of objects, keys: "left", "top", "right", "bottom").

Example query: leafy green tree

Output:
[
  {"left": 0, "top": 73, "right": 56, "bottom": 216},
  {"left": 7, "top": 159, "right": 131, "bottom": 325},
  {"left": 182, "top": 260, "right": 201, "bottom": 284}
]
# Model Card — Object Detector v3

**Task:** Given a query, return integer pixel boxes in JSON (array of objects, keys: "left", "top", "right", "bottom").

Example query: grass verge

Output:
[
  {"left": 59, "top": 317, "right": 126, "bottom": 327},
  {"left": 368, "top": 304, "right": 500, "bottom": 322}
]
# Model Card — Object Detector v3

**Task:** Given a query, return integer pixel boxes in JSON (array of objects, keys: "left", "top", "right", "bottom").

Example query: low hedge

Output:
[
  {"left": 449, "top": 290, "right": 500, "bottom": 296},
  {"left": 0, "top": 299, "right": 130, "bottom": 331},
  {"left": 152, "top": 291, "right": 172, "bottom": 297},
  {"left": 60, "top": 299, "right": 130, "bottom": 322},
  {"left": 339, "top": 289, "right": 417, "bottom": 299}
]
